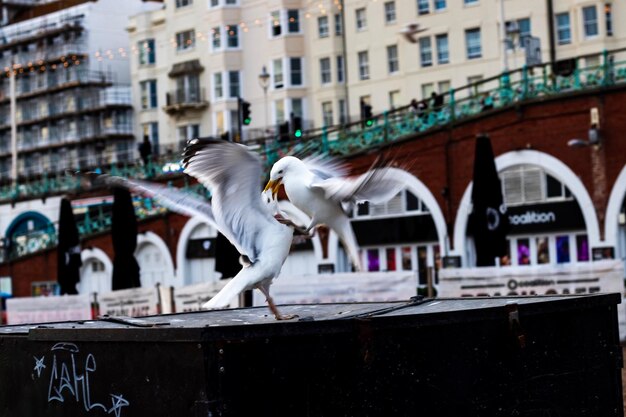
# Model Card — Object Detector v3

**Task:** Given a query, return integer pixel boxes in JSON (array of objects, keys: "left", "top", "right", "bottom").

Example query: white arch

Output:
[
  {"left": 329, "top": 168, "right": 448, "bottom": 269},
  {"left": 78, "top": 247, "right": 113, "bottom": 296},
  {"left": 136, "top": 231, "right": 176, "bottom": 287},
  {"left": 176, "top": 216, "right": 217, "bottom": 286},
  {"left": 605, "top": 164, "right": 626, "bottom": 247},
  {"left": 453, "top": 150, "right": 601, "bottom": 265}
]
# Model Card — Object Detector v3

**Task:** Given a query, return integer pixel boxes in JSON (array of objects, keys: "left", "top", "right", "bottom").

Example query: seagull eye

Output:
[{"left": 278, "top": 170, "right": 284, "bottom": 174}]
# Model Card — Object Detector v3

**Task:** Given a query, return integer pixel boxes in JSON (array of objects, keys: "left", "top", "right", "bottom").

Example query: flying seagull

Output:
[
  {"left": 91, "top": 138, "right": 299, "bottom": 320},
  {"left": 264, "top": 156, "right": 406, "bottom": 271}
]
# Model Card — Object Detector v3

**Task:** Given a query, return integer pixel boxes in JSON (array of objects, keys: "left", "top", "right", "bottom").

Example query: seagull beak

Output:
[{"left": 263, "top": 179, "right": 282, "bottom": 198}]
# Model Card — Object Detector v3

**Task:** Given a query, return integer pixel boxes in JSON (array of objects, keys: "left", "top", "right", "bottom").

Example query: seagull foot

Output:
[{"left": 274, "top": 314, "right": 299, "bottom": 321}]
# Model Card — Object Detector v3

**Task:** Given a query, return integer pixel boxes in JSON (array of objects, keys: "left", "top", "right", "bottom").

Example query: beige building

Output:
[{"left": 128, "top": 0, "right": 625, "bottom": 153}]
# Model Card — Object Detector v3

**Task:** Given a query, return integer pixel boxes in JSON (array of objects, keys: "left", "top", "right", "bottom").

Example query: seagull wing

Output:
[
  {"left": 301, "top": 154, "right": 349, "bottom": 180},
  {"left": 183, "top": 138, "right": 275, "bottom": 262},
  {"left": 311, "top": 167, "right": 407, "bottom": 205},
  {"left": 95, "top": 175, "right": 217, "bottom": 227}
]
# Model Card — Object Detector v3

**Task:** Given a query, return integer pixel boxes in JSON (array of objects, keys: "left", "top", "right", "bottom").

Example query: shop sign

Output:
[{"left": 6, "top": 294, "right": 91, "bottom": 325}]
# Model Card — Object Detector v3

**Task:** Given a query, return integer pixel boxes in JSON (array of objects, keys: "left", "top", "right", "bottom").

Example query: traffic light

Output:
[
  {"left": 241, "top": 100, "right": 252, "bottom": 125},
  {"left": 292, "top": 116, "right": 302, "bottom": 138}
]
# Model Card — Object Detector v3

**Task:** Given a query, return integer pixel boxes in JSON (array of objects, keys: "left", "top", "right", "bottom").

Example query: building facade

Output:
[
  {"left": 128, "top": 0, "right": 625, "bottom": 152},
  {"left": 0, "top": 0, "right": 161, "bottom": 182}
]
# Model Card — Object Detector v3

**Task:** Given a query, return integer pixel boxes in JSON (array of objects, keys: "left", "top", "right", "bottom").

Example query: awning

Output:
[{"left": 168, "top": 59, "right": 204, "bottom": 77}]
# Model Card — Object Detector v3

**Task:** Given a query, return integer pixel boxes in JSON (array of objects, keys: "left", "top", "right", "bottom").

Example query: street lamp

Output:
[{"left": 258, "top": 66, "right": 270, "bottom": 134}]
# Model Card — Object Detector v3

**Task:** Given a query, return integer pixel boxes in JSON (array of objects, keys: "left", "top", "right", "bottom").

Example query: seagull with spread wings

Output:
[
  {"left": 264, "top": 156, "right": 406, "bottom": 272},
  {"left": 93, "top": 138, "right": 298, "bottom": 320}
]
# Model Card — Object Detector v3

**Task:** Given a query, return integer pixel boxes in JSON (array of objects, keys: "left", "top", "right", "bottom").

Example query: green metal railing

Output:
[
  {"left": 255, "top": 48, "right": 626, "bottom": 164},
  {"left": 0, "top": 181, "right": 210, "bottom": 262},
  {"left": 2, "top": 48, "right": 626, "bottom": 203}
]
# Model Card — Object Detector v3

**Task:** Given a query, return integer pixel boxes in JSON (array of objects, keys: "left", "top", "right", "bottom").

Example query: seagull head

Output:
[{"left": 264, "top": 156, "right": 305, "bottom": 198}]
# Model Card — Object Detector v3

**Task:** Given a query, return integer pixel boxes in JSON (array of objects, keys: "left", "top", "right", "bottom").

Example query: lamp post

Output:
[{"left": 258, "top": 66, "right": 270, "bottom": 134}]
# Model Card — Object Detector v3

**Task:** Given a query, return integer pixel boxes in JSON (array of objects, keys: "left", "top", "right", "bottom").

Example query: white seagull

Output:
[
  {"left": 94, "top": 138, "right": 299, "bottom": 320},
  {"left": 264, "top": 156, "right": 406, "bottom": 272}
]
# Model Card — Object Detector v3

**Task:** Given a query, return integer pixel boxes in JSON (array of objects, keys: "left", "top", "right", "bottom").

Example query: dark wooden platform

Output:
[{"left": 0, "top": 294, "right": 623, "bottom": 416}]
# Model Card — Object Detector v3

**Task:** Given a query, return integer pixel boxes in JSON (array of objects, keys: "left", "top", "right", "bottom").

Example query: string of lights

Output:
[{"left": 1, "top": 0, "right": 349, "bottom": 76}]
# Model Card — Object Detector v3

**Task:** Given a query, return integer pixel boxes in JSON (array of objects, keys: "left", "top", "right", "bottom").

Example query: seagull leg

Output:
[{"left": 257, "top": 284, "right": 298, "bottom": 321}]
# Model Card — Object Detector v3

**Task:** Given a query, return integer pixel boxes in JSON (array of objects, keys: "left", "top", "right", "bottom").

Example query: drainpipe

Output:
[
  {"left": 339, "top": 0, "right": 350, "bottom": 124},
  {"left": 546, "top": 0, "right": 556, "bottom": 70}
]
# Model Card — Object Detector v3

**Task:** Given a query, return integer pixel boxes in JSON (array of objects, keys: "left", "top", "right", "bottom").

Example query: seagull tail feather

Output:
[
  {"left": 203, "top": 272, "right": 250, "bottom": 309},
  {"left": 333, "top": 217, "right": 363, "bottom": 272}
]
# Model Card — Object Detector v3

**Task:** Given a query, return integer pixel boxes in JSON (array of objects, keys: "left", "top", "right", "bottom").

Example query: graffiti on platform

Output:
[{"left": 31, "top": 342, "right": 130, "bottom": 417}]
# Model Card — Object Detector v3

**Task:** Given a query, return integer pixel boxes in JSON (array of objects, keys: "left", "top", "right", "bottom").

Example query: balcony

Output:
[{"left": 164, "top": 88, "right": 208, "bottom": 115}]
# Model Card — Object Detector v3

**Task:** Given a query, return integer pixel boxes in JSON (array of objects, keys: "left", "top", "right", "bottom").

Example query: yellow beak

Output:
[{"left": 263, "top": 179, "right": 282, "bottom": 198}]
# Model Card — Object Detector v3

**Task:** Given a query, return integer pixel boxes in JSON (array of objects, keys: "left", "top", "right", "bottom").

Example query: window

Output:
[
  {"left": 387, "top": 45, "right": 399, "bottom": 73},
  {"left": 178, "top": 124, "right": 200, "bottom": 141},
  {"left": 290, "top": 57, "right": 303, "bottom": 86},
  {"left": 213, "top": 73, "right": 223, "bottom": 99},
  {"left": 556, "top": 235, "right": 570, "bottom": 264},
  {"left": 291, "top": 98, "right": 303, "bottom": 118},
  {"left": 228, "top": 71, "right": 240, "bottom": 98},
  {"left": 318, "top": 16, "right": 329, "bottom": 38},
  {"left": 356, "top": 8, "right": 367, "bottom": 31},
  {"left": 518, "top": 18, "right": 531, "bottom": 47},
  {"left": 421, "top": 82, "right": 434, "bottom": 99},
  {"left": 335, "top": 13, "right": 343, "bottom": 35},
  {"left": 438, "top": 80, "right": 450, "bottom": 94},
  {"left": 338, "top": 99, "right": 347, "bottom": 124},
  {"left": 336, "top": 55, "right": 344, "bottom": 83},
  {"left": 384, "top": 1, "right": 396, "bottom": 23},
  {"left": 605, "top": 3, "right": 613, "bottom": 36},
  {"left": 273, "top": 58, "right": 284, "bottom": 88},
  {"left": 275, "top": 99, "right": 285, "bottom": 123},
  {"left": 176, "top": 0, "right": 192, "bottom": 7},
  {"left": 142, "top": 122, "right": 159, "bottom": 153},
  {"left": 358, "top": 51, "right": 369, "bottom": 80},
  {"left": 389, "top": 90, "right": 400, "bottom": 108},
  {"left": 436, "top": 34, "right": 449, "bottom": 64},
  {"left": 506, "top": 18, "right": 531, "bottom": 49},
  {"left": 434, "top": 0, "right": 446, "bottom": 11},
  {"left": 419, "top": 37, "right": 432, "bottom": 67},
  {"left": 576, "top": 235, "right": 590, "bottom": 262},
  {"left": 176, "top": 30, "right": 195, "bottom": 51},
  {"left": 464, "top": 0, "right": 478, "bottom": 4},
  {"left": 138, "top": 39, "right": 155, "bottom": 65},
  {"left": 287, "top": 10, "right": 300, "bottom": 33},
  {"left": 501, "top": 165, "right": 573, "bottom": 206},
  {"left": 322, "top": 101, "right": 333, "bottom": 126},
  {"left": 465, "top": 28, "right": 482, "bottom": 59},
  {"left": 417, "top": 0, "right": 429, "bottom": 15},
  {"left": 582, "top": 6, "right": 598, "bottom": 38},
  {"left": 175, "top": 74, "right": 200, "bottom": 103},
  {"left": 210, "top": 0, "right": 218, "bottom": 6},
  {"left": 211, "top": 27, "right": 221, "bottom": 49},
  {"left": 556, "top": 13, "right": 571, "bottom": 45},
  {"left": 226, "top": 25, "right": 239, "bottom": 48},
  {"left": 140, "top": 80, "right": 157, "bottom": 109},
  {"left": 320, "top": 57, "right": 331, "bottom": 84},
  {"left": 271, "top": 11, "right": 282, "bottom": 37}
]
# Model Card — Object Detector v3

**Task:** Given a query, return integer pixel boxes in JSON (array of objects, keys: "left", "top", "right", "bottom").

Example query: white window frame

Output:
[
  {"left": 358, "top": 51, "right": 369, "bottom": 80},
  {"left": 419, "top": 37, "right": 432, "bottom": 67},
  {"left": 318, "top": 16, "right": 329, "bottom": 38},
  {"left": 387, "top": 45, "right": 399, "bottom": 74},
  {"left": 320, "top": 57, "right": 332, "bottom": 85},
  {"left": 213, "top": 72, "right": 223, "bottom": 100},
  {"left": 336, "top": 55, "right": 345, "bottom": 83},
  {"left": 582, "top": 5, "right": 598, "bottom": 39},
  {"left": 465, "top": 28, "right": 482, "bottom": 59},
  {"left": 556, "top": 12, "right": 571, "bottom": 45},
  {"left": 436, "top": 34, "right": 449, "bottom": 64},
  {"left": 289, "top": 57, "right": 304, "bottom": 87},
  {"left": 356, "top": 8, "right": 367, "bottom": 31},
  {"left": 384, "top": 1, "right": 396, "bottom": 24},
  {"left": 176, "top": 29, "right": 196, "bottom": 52}
]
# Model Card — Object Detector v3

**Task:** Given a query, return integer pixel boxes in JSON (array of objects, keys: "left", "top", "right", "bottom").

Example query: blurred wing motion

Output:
[
  {"left": 86, "top": 138, "right": 297, "bottom": 320},
  {"left": 182, "top": 139, "right": 295, "bottom": 319},
  {"left": 95, "top": 175, "right": 216, "bottom": 227},
  {"left": 266, "top": 155, "right": 407, "bottom": 272}
]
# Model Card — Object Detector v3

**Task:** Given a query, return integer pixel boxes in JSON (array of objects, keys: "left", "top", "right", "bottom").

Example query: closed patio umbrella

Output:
[
  {"left": 111, "top": 187, "right": 141, "bottom": 290},
  {"left": 57, "top": 198, "right": 82, "bottom": 294}
]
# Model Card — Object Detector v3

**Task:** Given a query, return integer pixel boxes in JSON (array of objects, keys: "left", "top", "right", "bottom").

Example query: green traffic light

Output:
[
  {"left": 244, "top": 117, "right": 251, "bottom": 125},
  {"left": 366, "top": 119, "right": 373, "bottom": 126},
  {"left": 294, "top": 130, "right": 302, "bottom": 138}
]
